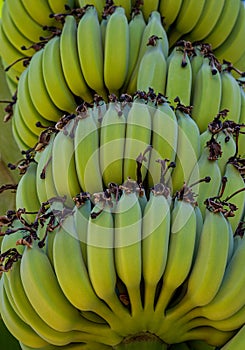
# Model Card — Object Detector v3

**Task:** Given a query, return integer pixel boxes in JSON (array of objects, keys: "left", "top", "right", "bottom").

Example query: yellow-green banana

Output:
[{"left": 158, "top": 0, "right": 182, "bottom": 31}]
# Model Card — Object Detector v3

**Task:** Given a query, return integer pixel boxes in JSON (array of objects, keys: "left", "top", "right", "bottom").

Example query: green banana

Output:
[
  {"left": 158, "top": 0, "right": 183, "bottom": 31},
  {"left": 221, "top": 324, "right": 245, "bottom": 350},
  {"left": 20, "top": 0, "right": 55, "bottom": 26}
]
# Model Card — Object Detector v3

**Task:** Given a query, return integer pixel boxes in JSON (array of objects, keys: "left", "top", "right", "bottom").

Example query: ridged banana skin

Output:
[
  {"left": 1, "top": 1, "right": 35, "bottom": 55},
  {"left": 0, "top": 278, "right": 49, "bottom": 348},
  {"left": 42, "top": 36, "right": 77, "bottom": 114},
  {"left": 191, "top": 57, "right": 222, "bottom": 133},
  {"left": 104, "top": 7, "right": 129, "bottom": 95},
  {"left": 136, "top": 36, "right": 167, "bottom": 95},
  {"left": 60, "top": 15, "right": 93, "bottom": 102},
  {"left": 142, "top": 190, "right": 171, "bottom": 324},
  {"left": 187, "top": 0, "right": 225, "bottom": 41},
  {"left": 219, "top": 70, "right": 241, "bottom": 124},
  {"left": 36, "top": 134, "right": 58, "bottom": 204},
  {"left": 122, "top": 10, "right": 146, "bottom": 91},
  {"left": 15, "top": 161, "right": 41, "bottom": 223},
  {"left": 27, "top": 49, "right": 63, "bottom": 122},
  {"left": 221, "top": 324, "right": 245, "bottom": 350},
  {"left": 0, "top": 20, "right": 26, "bottom": 75},
  {"left": 203, "top": 0, "right": 240, "bottom": 50},
  {"left": 170, "top": 108, "right": 200, "bottom": 194},
  {"left": 123, "top": 99, "right": 152, "bottom": 182},
  {"left": 126, "top": 11, "right": 169, "bottom": 94},
  {"left": 168, "top": 0, "right": 206, "bottom": 47},
  {"left": 6, "top": 0, "right": 47, "bottom": 43},
  {"left": 171, "top": 210, "right": 231, "bottom": 322},
  {"left": 188, "top": 148, "right": 222, "bottom": 217},
  {"left": 77, "top": 6, "right": 107, "bottom": 99},
  {"left": 147, "top": 101, "right": 178, "bottom": 188},
  {"left": 222, "top": 162, "right": 245, "bottom": 233},
  {"left": 154, "top": 200, "right": 197, "bottom": 322},
  {"left": 11, "top": 116, "right": 30, "bottom": 151},
  {"left": 99, "top": 102, "right": 126, "bottom": 187},
  {"left": 114, "top": 189, "right": 144, "bottom": 330},
  {"left": 17, "top": 68, "right": 54, "bottom": 136},
  {"left": 52, "top": 119, "right": 81, "bottom": 208},
  {"left": 20, "top": 0, "right": 55, "bottom": 27},
  {"left": 199, "top": 235, "right": 245, "bottom": 321},
  {"left": 165, "top": 47, "right": 192, "bottom": 106},
  {"left": 158, "top": 0, "right": 183, "bottom": 30},
  {"left": 74, "top": 109, "right": 103, "bottom": 194},
  {"left": 13, "top": 103, "right": 38, "bottom": 149},
  {"left": 214, "top": 1, "right": 245, "bottom": 64}
]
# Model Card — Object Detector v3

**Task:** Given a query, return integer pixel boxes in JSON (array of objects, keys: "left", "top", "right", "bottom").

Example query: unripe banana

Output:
[
  {"left": 78, "top": 0, "right": 105, "bottom": 20},
  {"left": 221, "top": 324, "right": 245, "bottom": 350},
  {"left": 238, "top": 83, "right": 245, "bottom": 157},
  {"left": 136, "top": 35, "right": 167, "bottom": 95},
  {"left": 158, "top": 0, "right": 182, "bottom": 31},
  {"left": 104, "top": 6, "right": 129, "bottom": 95}
]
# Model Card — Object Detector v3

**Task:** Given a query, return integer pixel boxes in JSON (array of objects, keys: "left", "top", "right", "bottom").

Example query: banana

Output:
[
  {"left": 17, "top": 68, "right": 54, "bottom": 136},
  {"left": 170, "top": 104, "right": 200, "bottom": 195},
  {"left": 42, "top": 35, "right": 77, "bottom": 114},
  {"left": 27, "top": 48, "right": 63, "bottom": 122},
  {"left": 13, "top": 103, "right": 38, "bottom": 149},
  {"left": 221, "top": 324, "right": 245, "bottom": 350},
  {"left": 167, "top": 209, "right": 231, "bottom": 323},
  {"left": 0, "top": 314, "right": 21, "bottom": 350},
  {"left": 187, "top": 0, "right": 225, "bottom": 41},
  {"left": 77, "top": 5, "right": 107, "bottom": 99},
  {"left": 114, "top": 179, "right": 144, "bottom": 329},
  {"left": 104, "top": 6, "right": 129, "bottom": 95},
  {"left": 187, "top": 340, "right": 216, "bottom": 350},
  {"left": 47, "top": 0, "right": 75, "bottom": 13},
  {"left": 36, "top": 133, "right": 58, "bottom": 204},
  {"left": 221, "top": 160, "right": 245, "bottom": 233},
  {"left": 199, "top": 235, "right": 245, "bottom": 321},
  {"left": 122, "top": 9, "right": 146, "bottom": 91},
  {"left": 141, "top": 184, "right": 171, "bottom": 325},
  {"left": 78, "top": 0, "right": 106, "bottom": 21},
  {"left": 60, "top": 15, "right": 93, "bottom": 103},
  {"left": 15, "top": 161, "right": 41, "bottom": 223},
  {"left": 215, "top": 129, "right": 236, "bottom": 176},
  {"left": 136, "top": 35, "right": 167, "bottom": 95},
  {"left": 165, "top": 44, "right": 192, "bottom": 107},
  {"left": 113, "top": 0, "right": 132, "bottom": 20},
  {"left": 203, "top": 0, "right": 240, "bottom": 50},
  {"left": 126, "top": 11, "right": 169, "bottom": 94},
  {"left": 20, "top": 0, "right": 55, "bottom": 26},
  {"left": 167, "top": 0, "right": 206, "bottom": 47},
  {"left": 191, "top": 56, "right": 222, "bottom": 133},
  {"left": 1, "top": 1, "right": 35, "bottom": 56},
  {"left": 99, "top": 98, "right": 126, "bottom": 187},
  {"left": 52, "top": 119, "right": 81, "bottom": 208},
  {"left": 187, "top": 147, "right": 222, "bottom": 217},
  {"left": 214, "top": 1, "right": 245, "bottom": 64},
  {"left": 0, "top": 277, "right": 49, "bottom": 348},
  {"left": 11, "top": 116, "right": 30, "bottom": 151},
  {"left": 158, "top": 0, "right": 183, "bottom": 31},
  {"left": 190, "top": 44, "right": 205, "bottom": 95},
  {"left": 154, "top": 196, "right": 197, "bottom": 323},
  {"left": 7, "top": 0, "right": 48, "bottom": 43},
  {"left": 140, "top": 0, "right": 159, "bottom": 21},
  {"left": 147, "top": 96, "right": 178, "bottom": 188},
  {"left": 219, "top": 67, "right": 241, "bottom": 124},
  {"left": 74, "top": 105, "right": 103, "bottom": 194},
  {"left": 238, "top": 83, "right": 245, "bottom": 157},
  {"left": 123, "top": 94, "right": 152, "bottom": 182}
]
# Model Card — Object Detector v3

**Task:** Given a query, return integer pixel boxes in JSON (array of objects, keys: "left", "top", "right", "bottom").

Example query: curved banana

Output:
[
  {"left": 59, "top": 15, "right": 93, "bottom": 103},
  {"left": 47, "top": 0, "right": 75, "bottom": 13},
  {"left": 20, "top": 0, "right": 55, "bottom": 27},
  {"left": 165, "top": 44, "right": 192, "bottom": 107},
  {"left": 99, "top": 99, "right": 126, "bottom": 187},
  {"left": 77, "top": 5, "right": 107, "bottom": 99},
  {"left": 147, "top": 96, "right": 178, "bottom": 188},
  {"left": 191, "top": 56, "right": 222, "bottom": 133},
  {"left": 187, "top": 0, "right": 225, "bottom": 41},
  {"left": 214, "top": 1, "right": 245, "bottom": 64},
  {"left": 104, "top": 6, "right": 129, "bottom": 95},
  {"left": 52, "top": 119, "right": 81, "bottom": 208},
  {"left": 15, "top": 161, "right": 41, "bottom": 223},
  {"left": 203, "top": 0, "right": 240, "bottom": 50},
  {"left": 136, "top": 35, "right": 167, "bottom": 95},
  {"left": 141, "top": 184, "right": 171, "bottom": 326},
  {"left": 123, "top": 95, "right": 152, "bottom": 182},
  {"left": 27, "top": 48, "right": 63, "bottom": 122},
  {"left": 11, "top": 116, "right": 30, "bottom": 151},
  {"left": 158, "top": 0, "right": 183, "bottom": 31},
  {"left": 170, "top": 104, "right": 200, "bottom": 194},
  {"left": 74, "top": 106, "right": 103, "bottom": 194},
  {"left": 42, "top": 35, "right": 77, "bottom": 114}
]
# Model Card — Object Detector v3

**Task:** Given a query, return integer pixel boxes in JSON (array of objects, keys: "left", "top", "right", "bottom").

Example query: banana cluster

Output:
[{"left": 0, "top": 169, "right": 244, "bottom": 349}]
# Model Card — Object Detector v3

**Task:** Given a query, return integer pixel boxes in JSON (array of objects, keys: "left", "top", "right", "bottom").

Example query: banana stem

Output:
[{"left": 113, "top": 333, "right": 168, "bottom": 350}]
